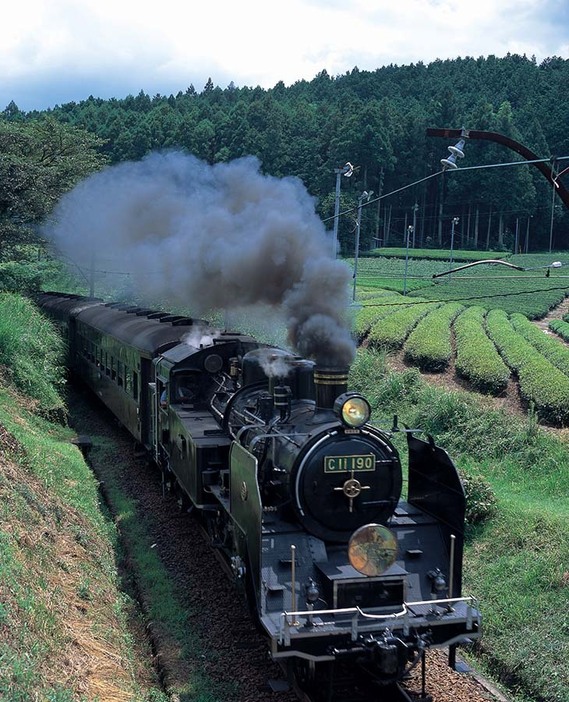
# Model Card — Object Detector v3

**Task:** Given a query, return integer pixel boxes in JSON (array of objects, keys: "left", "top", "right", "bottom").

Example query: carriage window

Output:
[
  {"left": 117, "top": 360, "right": 124, "bottom": 387},
  {"left": 132, "top": 371, "right": 139, "bottom": 399}
]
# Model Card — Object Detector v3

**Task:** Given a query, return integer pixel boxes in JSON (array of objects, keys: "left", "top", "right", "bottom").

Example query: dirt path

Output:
[{"left": 533, "top": 296, "right": 569, "bottom": 333}]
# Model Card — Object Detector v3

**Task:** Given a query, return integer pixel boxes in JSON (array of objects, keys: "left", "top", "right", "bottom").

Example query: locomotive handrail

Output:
[
  {"left": 248, "top": 430, "right": 308, "bottom": 450},
  {"left": 279, "top": 595, "right": 480, "bottom": 646}
]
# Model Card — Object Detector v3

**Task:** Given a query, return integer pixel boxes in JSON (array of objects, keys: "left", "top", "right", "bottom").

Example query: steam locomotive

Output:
[{"left": 38, "top": 291, "right": 481, "bottom": 701}]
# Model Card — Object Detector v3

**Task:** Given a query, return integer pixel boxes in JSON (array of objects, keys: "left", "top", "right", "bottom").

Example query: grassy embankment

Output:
[
  {"left": 349, "top": 350, "right": 569, "bottom": 702},
  {"left": 0, "top": 293, "right": 228, "bottom": 702}
]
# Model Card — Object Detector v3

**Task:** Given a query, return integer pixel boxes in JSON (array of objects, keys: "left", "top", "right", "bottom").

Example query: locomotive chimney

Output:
[{"left": 314, "top": 366, "right": 349, "bottom": 410}]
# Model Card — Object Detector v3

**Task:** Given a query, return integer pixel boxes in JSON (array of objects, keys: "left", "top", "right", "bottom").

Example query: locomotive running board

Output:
[{"left": 268, "top": 595, "right": 480, "bottom": 653}]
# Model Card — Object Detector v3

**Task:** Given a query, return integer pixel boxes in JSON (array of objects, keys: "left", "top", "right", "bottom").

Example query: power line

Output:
[{"left": 358, "top": 284, "right": 569, "bottom": 308}]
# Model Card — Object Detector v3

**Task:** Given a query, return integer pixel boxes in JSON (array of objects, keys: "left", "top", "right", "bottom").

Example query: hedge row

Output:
[
  {"left": 367, "top": 302, "right": 437, "bottom": 350},
  {"left": 353, "top": 292, "right": 404, "bottom": 342},
  {"left": 403, "top": 302, "right": 463, "bottom": 371},
  {"left": 510, "top": 313, "right": 569, "bottom": 376},
  {"left": 486, "top": 309, "right": 569, "bottom": 425},
  {"left": 549, "top": 318, "right": 569, "bottom": 342},
  {"left": 454, "top": 306, "right": 511, "bottom": 395}
]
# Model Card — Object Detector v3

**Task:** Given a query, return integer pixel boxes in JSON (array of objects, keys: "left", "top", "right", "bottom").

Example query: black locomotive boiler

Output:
[{"left": 38, "top": 292, "right": 481, "bottom": 701}]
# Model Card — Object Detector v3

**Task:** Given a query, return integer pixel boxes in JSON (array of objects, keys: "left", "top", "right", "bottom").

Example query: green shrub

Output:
[
  {"left": 367, "top": 248, "right": 503, "bottom": 262},
  {"left": 403, "top": 302, "right": 463, "bottom": 371},
  {"left": 353, "top": 292, "right": 404, "bottom": 341},
  {"left": 0, "top": 256, "right": 84, "bottom": 297},
  {"left": 454, "top": 307, "right": 510, "bottom": 395},
  {"left": 410, "top": 273, "right": 568, "bottom": 319},
  {"left": 0, "top": 262, "right": 43, "bottom": 294},
  {"left": 486, "top": 309, "right": 569, "bottom": 425},
  {"left": 349, "top": 348, "right": 422, "bottom": 411},
  {"left": 367, "top": 301, "right": 436, "bottom": 350},
  {"left": 549, "top": 318, "right": 569, "bottom": 342},
  {"left": 0, "top": 294, "right": 66, "bottom": 415},
  {"left": 459, "top": 470, "right": 498, "bottom": 525},
  {"left": 511, "top": 312, "right": 569, "bottom": 376}
]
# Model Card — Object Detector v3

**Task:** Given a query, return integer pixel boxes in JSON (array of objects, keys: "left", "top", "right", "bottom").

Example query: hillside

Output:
[{"left": 3, "top": 54, "right": 569, "bottom": 263}]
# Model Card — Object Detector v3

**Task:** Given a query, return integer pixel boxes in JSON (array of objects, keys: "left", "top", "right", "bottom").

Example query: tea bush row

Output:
[
  {"left": 353, "top": 292, "right": 404, "bottom": 341},
  {"left": 510, "top": 313, "right": 569, "bottom": 376},
  {"left": 486, "top": 309, "right": 569, "bottom": 425},
  {"left": 367, "top": 302, "right": 437, "bottom": 350},
  {"left": 368, "top": 248, "right": 501, "bottom": 262},
  {"left": 454, "top": 306, "right": 511, "bottom": 395},
  {"left": 403, "top": 302, "right": 463, "bottom": 371},
  {"left": 412, "top": 276, "right": 568, "bottom": 319},
  {"left": 549, "top": 318, "right": 569, "bottom": 342}
]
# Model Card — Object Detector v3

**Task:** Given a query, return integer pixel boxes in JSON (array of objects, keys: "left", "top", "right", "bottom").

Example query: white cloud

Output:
[{"left": 0, "top": 0, "right": 567, "bottom": 109}]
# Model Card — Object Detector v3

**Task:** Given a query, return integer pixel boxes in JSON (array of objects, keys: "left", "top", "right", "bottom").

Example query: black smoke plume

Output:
[{"left": 45, "top": 152, "right": 356, "bottom": 366}]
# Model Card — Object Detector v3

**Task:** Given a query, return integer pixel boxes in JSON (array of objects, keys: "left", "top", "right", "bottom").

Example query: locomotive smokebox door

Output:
[{"left": 230, "top": 442, "right": 262, "bottom": 598}]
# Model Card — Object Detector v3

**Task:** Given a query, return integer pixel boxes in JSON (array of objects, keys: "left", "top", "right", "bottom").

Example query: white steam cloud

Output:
[
  {"left": 45, "top": 152, "right": 356, "bottom": 366},
  {"left": 254, "top": 348, "right": 296, "bottom": 379},
  {"left": 181, "top": 328, "right": 221, "bottom": 348}
]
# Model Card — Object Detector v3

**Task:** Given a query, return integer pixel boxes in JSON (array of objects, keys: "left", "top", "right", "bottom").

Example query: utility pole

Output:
[
  {"left": 449, "top": 217, "right": 459, "bottom": 281},
  {"left": 353, "top": 191, "right": 373, "bottom": 301},
  {"left": 332, "top": 162, "right": 354, "bottom": 256}
]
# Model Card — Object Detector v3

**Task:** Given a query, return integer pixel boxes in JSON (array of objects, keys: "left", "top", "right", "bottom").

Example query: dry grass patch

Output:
[{"left": 0, "top": 417, "right": 143, "bottom": 701}]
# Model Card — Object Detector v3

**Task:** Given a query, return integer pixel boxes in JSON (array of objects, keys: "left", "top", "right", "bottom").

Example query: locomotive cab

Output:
[{"left": 151, "top": 335, "right": 264, "bottom": 507}]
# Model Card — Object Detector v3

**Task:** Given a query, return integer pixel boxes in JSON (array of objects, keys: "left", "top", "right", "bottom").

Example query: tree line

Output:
[{"left": 2, "top": 53, "right": 568, "bottom": 258}]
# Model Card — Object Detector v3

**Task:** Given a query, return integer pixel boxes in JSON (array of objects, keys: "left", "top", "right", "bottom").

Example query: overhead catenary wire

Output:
[
  {"left": 357, "top": 284, "right": 569, "bottom": 308},
  {"left": 323, "top": 154, "right": 569, "bottom": 225}
]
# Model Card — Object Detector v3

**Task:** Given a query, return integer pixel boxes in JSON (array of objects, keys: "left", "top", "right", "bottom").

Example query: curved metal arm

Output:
[
  {"left": 432, "top": 259, "right": 524, "bottom": 278},
  {"left": 426, "top": 128, "right": 569, "bottom": 209}
]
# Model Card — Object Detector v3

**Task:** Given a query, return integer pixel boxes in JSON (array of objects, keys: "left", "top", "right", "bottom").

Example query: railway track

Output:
[
  {"left": 67, "top": 383, "right": 507, "bottom": 702},
  {"left": 286, "top": 663, "right": 433, "bottom": 702}
]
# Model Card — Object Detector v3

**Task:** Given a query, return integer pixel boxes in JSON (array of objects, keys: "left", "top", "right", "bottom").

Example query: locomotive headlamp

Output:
[
  {"left": 334, "top": 392, "right": 371, "bottom": 428},
  {"left": 427, "top": 568, "right": 448, "bottom": 596},
  {"left": 305, "top": 578, "right": 320, "bottom": 604},
  {"left": 348, "top": 524, "right": 398, "bottom": 576}
]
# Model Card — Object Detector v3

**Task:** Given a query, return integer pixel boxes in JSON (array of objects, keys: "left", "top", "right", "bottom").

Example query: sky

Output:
[{"left": 2, "top": 0, "right": 569, "bottom": 112}]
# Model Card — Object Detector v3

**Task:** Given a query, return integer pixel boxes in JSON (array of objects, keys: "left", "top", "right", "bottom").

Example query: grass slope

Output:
[
  {"left": 0, "top": 295, "right": 167, "bottom": 701},
  {"left": 350, "top": 349, "right": 569, "bottom": 702},
  {"left": 0, "top": 384, "right": 162, "bottom": 701}
]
